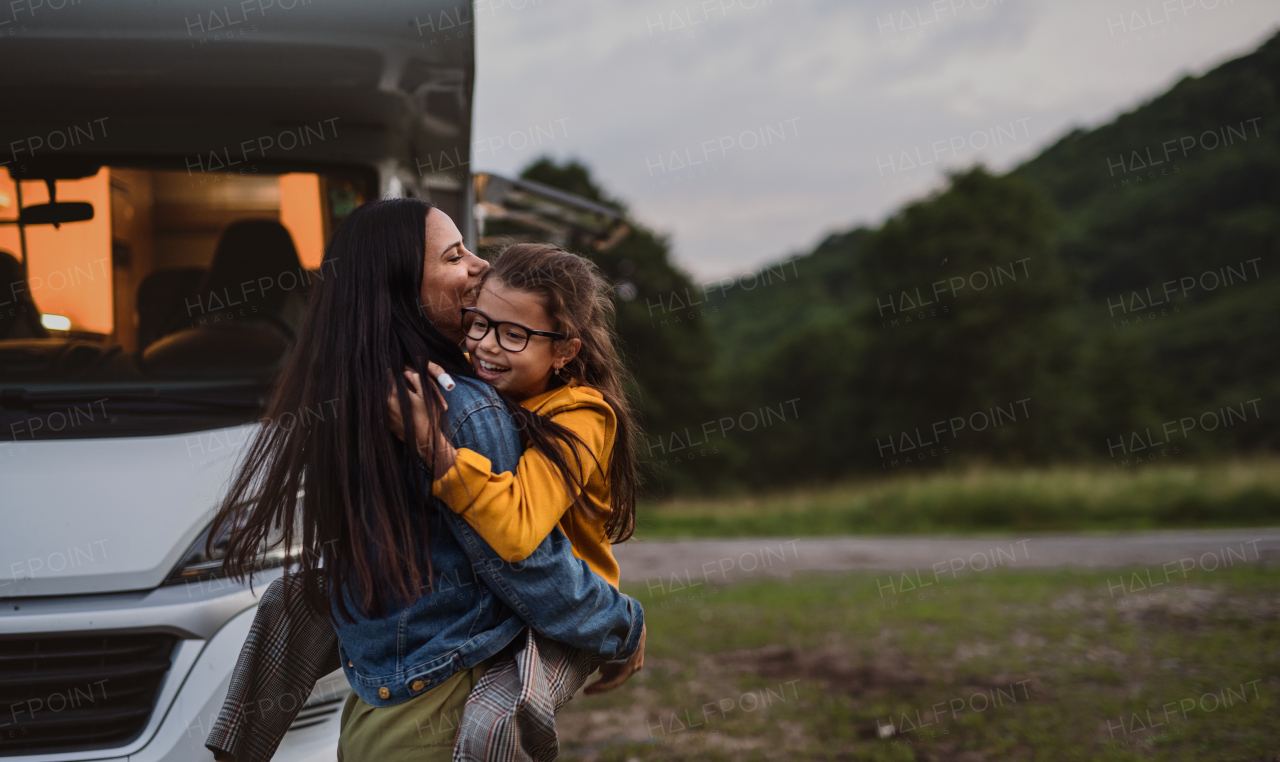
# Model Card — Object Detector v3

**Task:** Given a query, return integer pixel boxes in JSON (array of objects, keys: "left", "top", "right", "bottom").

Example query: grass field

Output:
[
  {"left": 637, "top": 461, "right": 1280, "bottom": 538},
  {"left": 560, "top": 566, "right": 1280, "bottom": 761}
]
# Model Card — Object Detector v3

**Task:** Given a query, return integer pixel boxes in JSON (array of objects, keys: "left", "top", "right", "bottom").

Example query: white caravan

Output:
[{"left": 0, "top": 2, "right": 477, "bottom": 760}]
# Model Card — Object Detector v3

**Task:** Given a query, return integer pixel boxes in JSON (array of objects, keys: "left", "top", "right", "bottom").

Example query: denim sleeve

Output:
[{"left": 441, "top": 386, "right": 644, "bottom": 662}]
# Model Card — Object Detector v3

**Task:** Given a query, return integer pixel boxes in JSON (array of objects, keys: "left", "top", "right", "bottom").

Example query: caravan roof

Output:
[{"left": 0, "top": 0, "right": 475, "bottom": 198}]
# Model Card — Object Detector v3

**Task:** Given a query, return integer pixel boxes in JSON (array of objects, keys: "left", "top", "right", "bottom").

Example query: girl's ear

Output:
[{"left": 557, "top": 337, "right": 582, "bottom": 368}]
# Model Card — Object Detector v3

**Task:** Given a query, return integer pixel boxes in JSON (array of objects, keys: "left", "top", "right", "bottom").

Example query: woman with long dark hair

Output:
[{"left": 205, "top": 199, "right": 644, "bottom": 761}]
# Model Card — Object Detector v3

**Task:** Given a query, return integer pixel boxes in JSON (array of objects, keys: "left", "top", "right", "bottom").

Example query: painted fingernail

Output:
[{"left": 436, "top": 373, "right": 456, "bottom": 391}]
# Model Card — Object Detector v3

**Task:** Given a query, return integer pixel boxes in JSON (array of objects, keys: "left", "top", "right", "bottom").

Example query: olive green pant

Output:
[{"left": 337, "top": 659, "right": 492, "bottom": 762}]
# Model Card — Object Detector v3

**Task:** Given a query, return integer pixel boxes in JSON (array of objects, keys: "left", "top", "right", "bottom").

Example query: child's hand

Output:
[
  {"left": 584, "top": 625, "right": 645, "bottom": 695},
  {"left": 386, "top": 364, "right": 457, "bottom": 474}
]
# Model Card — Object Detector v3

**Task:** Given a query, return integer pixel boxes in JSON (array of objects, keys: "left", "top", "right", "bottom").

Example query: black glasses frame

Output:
[{"left": 461, "top": 307, "right": 565, "bottom": 352}]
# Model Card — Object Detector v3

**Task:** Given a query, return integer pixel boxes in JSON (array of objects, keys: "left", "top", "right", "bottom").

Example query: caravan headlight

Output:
[{"left": 164, "top": 521, "right": 296, "bottom": 586}]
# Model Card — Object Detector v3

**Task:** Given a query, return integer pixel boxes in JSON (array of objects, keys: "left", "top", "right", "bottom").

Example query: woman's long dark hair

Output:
[{"left": 208, "top": 198, "right": 594, "bottom": 622}]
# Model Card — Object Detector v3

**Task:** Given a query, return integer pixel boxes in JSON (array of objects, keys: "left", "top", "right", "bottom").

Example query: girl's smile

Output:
[
  {"left": 466, "top": 280, "right": 580, "bottom": 401},
  {"left": 475, "top": 357, "right": 511, "bottom": 381}
]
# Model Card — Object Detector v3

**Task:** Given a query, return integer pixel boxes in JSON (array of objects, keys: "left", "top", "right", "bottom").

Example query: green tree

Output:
[{"left": 851, "top": 167, "right": 1089, "bottom": 467}]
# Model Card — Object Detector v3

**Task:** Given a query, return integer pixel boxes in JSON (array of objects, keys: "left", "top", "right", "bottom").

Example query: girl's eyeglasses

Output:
[{"left": 461, "top": 307, "right": 565, "bottom": 352}]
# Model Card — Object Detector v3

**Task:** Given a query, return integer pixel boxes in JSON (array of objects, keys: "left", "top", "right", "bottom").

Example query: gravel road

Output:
[{"left": 613, "top": 528, "right": 1280, "bottom": 588}]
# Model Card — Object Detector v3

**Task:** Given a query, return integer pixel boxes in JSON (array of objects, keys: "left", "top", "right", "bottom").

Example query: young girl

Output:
[
  {"left": 401, "top": 242, "right": 639, "bottom": 588},
  {"left": 391, "top": 243, "right": 643, "bottom": 757}
]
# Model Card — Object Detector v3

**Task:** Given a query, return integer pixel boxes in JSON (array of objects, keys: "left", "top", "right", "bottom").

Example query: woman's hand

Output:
[
  {"left": 583, "top": 625, "right": 645, "bottom": 695},
  {"left": 386, "top": 363, "right": 457, "bottom": 475}
]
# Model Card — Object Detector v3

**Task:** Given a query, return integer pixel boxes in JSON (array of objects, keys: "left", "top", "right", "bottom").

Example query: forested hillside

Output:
[
  {"left": 700, "top": 30, "right": 1278, "bottom": 493},
  {"left": 524, "top": 32, "right": 1280, "bottom": 496}
]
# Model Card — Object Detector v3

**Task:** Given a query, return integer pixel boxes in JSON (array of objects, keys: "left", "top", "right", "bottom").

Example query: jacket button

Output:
[
  {"left": 411, "top": 680, "right": 425, "bottom": 691},
  {"left": 348, "top": 661, "right": 354, "bottom": 668},
  {"left": 378, "top": 687, "right": 390, "bottom": 699}
]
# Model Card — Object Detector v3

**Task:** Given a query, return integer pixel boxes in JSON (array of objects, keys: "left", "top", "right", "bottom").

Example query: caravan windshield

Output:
[{"left": 0, "top": 166, "right": 369, "bottom": 440}]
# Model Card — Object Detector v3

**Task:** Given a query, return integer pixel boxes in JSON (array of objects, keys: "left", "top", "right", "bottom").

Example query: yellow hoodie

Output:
[{"left": 431, "top": 380, "right": 620, "bottom": 587}]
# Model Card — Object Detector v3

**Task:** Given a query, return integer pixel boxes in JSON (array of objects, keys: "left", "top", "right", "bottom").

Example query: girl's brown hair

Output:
[{"left": 487, "top": 242, "right": 640, "bottom": 542}]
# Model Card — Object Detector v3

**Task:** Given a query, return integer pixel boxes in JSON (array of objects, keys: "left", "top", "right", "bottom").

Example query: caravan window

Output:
[{"left": 0, "top": 166, "right": 370, "bottom": 440}]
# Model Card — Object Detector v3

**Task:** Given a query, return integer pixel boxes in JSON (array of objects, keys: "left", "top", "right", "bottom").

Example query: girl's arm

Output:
[{"left": 433, "top": 403, "right": 607, "bottom": 562}]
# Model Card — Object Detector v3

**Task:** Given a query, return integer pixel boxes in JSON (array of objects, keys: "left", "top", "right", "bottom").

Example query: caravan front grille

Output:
[{"left": 0, "top": 632, "right": 177, "bottom": 756}]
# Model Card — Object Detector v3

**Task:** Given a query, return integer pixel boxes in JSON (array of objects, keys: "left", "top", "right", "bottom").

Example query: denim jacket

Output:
[{"left": 331, "top": 377, "right": 643, "bottom": 707}]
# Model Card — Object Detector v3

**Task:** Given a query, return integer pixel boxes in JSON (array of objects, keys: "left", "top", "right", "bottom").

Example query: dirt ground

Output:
[{"left": 559, "top": 533, "right": 1280, "bottom": 760}]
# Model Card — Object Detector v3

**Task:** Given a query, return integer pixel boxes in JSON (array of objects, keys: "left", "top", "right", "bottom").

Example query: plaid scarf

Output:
[{"left": 205, "top": 575, "right": 596, "bottom": 762}]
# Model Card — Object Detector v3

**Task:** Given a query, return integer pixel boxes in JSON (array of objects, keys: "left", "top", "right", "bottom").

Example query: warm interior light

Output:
[
  {"left": 41, "top": 314, "right": 72, "bottom": 331},
  {"left": 280, "top": 173, "right": 325, "bottom": 269},
  {"left": 6, "top": 169, "right": 115, "bottom": 335}
]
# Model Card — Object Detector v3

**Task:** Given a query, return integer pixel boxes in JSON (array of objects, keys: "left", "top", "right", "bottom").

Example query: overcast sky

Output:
[{"left": 472, "top": 0, "right": 1280, "bottom": 281}]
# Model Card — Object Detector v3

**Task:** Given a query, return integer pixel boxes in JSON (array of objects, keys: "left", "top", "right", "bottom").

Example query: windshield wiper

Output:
[{"left": 0, "top": 387, "right": 265, "bottom": 414}]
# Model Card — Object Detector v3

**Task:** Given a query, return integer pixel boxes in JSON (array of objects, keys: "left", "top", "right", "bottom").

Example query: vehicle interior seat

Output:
[
  {"left": 135, "top": 268, "right": 206, "bottom": 350},
  {"left": 0, "top": 250, "right": 49, "bottom": 340},
  {"left": 141, "top": 220, "right": 309, "bottom": 378}
]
